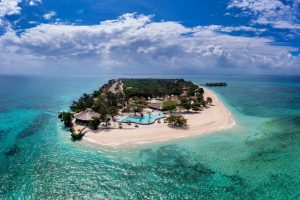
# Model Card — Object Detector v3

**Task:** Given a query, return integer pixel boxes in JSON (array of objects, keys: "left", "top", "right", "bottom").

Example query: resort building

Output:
[
  {"left": 74, "top": 109, "right": 100, "bottom": 124},
  {"left": 148, "top": 102, "right": 163, "bottom": 110}
]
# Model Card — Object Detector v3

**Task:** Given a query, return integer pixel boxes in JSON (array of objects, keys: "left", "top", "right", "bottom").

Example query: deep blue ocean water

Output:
[{"left": 1, "top": 74, "right": 300, "bottom": 199}]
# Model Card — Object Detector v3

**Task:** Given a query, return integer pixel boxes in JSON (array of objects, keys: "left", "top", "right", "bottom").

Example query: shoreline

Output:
[{"left": 82, "top": 87, "right": 235, "bottom": 147}]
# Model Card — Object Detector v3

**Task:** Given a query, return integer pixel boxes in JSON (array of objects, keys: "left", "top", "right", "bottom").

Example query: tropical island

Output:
[{"left": 59, "top": 78, "right": 234, "bottom": 146}]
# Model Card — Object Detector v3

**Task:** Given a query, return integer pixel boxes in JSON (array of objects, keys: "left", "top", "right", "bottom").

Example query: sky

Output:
[{"left": 0, "top": 0, "right": 299, "bottom": 75}]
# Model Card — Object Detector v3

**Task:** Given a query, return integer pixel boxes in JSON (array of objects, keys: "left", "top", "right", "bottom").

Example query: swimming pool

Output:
[{"left": 120, "top": 113, "right": 165, "bottom": 124}]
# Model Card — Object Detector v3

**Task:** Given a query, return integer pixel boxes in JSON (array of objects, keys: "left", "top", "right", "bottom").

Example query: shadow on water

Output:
[
  {"left": 243, "top": 115, "right": 300, "bottom": 163},
  {"left": 228, "top": 115, "right": 300, "bottom": 198},
  {"left": 3, "top": 113, "right": 51, "bottom": 157},
  {"left": 117, "top": 145, "right": 246, "bottom": 199},
  {"left": 136, "top": 145, "right": 215, "bottom": 182},
  {"left": 124, "top": 140, "right": 300, "bottom": 199},
  {"left": 0, "top": 129, "right": 9, "bottom": 139},
  {"left": 4, "top": 145, "right": 21, "bottom": 156},
  {"left": 16, "top": 113, "right": 50, "bottom": 139},
  {"left": 71, "top": 137, "right": 82, "bottom": 142}
]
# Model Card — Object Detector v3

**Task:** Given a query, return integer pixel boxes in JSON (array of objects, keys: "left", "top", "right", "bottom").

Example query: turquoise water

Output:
[
  {"left": 1, "top": 74, "right": 300, "bottom": 199},
  {"left": 121, "top": 113, "right": 165, "bottom": 124}
]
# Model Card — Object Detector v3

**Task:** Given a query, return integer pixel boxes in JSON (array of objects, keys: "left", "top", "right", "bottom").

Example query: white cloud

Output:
[
  {"left": 28, "top": 0, "right": 42, "bottom": 6},
  {"left": 0, "top": 0, "right": 21, "bottom": 17},
  {"left": 198, "top": 25, "right": 266, "bottom": 33},
  {"left": 28, "top": 20, "right": 38, "bottom": 24},
  {"left": 228, "top": 0, "right": 300, "bottom": 30},
  {"left": 0, "top": 13, "right": 299, "bottom": 74},
  {"left": 43, "top": 11, "right": 56, "bottom": 20},
  {"left": 0, "top": 0, "right": 21, "bottom": 29}
]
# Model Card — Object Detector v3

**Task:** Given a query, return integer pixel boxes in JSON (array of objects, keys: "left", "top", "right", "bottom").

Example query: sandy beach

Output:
[{"left": 83, "top": 87, "right": 235, "bottom": 147}]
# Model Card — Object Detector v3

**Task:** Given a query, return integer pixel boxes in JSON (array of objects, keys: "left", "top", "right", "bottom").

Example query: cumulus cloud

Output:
[
  {"left": 228, "top": 0, "right": 300, "bottom": 30},
  {"left": 28, "top": 0, "right": 42, "bottom": 6},
  {"left": 0, "top": 13, "right": 299, "bottom": 74},
  {"left": 0, "top": 0, "right": 21, "bottom": 29},
  {"left": 43, "top": 11, "right": 56, "bottom": 20},
  {"left": 197, "top": 25, "right": 266, "bottom": 34},
  {"left": 0, "top": 0, "right": 21, "bottom": 17}
]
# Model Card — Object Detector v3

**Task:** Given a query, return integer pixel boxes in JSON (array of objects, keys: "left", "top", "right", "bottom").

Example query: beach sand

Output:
[{"left": 83, "top": 87, "right": 235, "bottom": 147}]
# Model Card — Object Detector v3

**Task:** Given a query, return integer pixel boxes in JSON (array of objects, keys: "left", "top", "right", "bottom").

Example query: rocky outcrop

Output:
[{"left": 71, "top": 125, "right": 88, "bottom": 139}]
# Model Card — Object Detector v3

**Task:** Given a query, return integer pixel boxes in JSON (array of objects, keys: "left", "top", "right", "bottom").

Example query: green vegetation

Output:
[
  {"left": 89, "top": 117, "right": 101, "bottom": 130},
  {"left": 68, "top": 78, "right": 209, "bottom": 130},
  {"left": 206, "top": 97, "right": 213, "bottom": 105},
  {"left": 166, "top": 115, "right": 187, "bottom": 127},
  {"left": 122, "top": 78, "right": 198, "bottom": 98},
  {"left": 129, "top": 103, "right": 146, "bottom": 113},
  {"left": 60, "top": 112, "right": 73, "bottom": 127},
  {"left": 179, "top": 97, "right": 192, "bottom": 112},
  {"left": 129, "top": 98, "right": 148, "bottom": 113},
  {"left": 70, "top": 79, "right": 205, "bottom": 114},
  {"left": 201, "top": 99, "right": 207, "bottom": 107},
  {"left": 195, "top": 87, "right": 204, "bottom": 96},
  {"left": 162, "top": 100, "right": 177, "bottom": 112},
  {"left": 192, "top": 102, "right": 201, "bottom": 112},
  {"left": 70, "top": 82, "right": 121, "bottom": 124},
  {"left": 70, "top": 93, "right": 94, "bottom": 113}
]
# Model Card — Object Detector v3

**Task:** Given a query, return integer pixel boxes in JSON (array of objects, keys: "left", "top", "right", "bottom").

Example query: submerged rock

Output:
[
  {"left": 4, "top": 145, "right": 21, "bottom": 156},
  {"left": 58, "top": 112, "right": 62, "bottom": 118},
  {"left": 17, "top": 113, "right": 50, "bottom": 139},
  {"left": 0, "top": 129, "right": 9, "bottom": 139}
]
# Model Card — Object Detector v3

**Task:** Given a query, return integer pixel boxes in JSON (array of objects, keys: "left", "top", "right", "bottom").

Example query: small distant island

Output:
[
  {"left": 59, "top": 78, "right": 234, "bottom": 146},
  {"left": 206, "top": 82, "right": 227, "bottom": 87}
]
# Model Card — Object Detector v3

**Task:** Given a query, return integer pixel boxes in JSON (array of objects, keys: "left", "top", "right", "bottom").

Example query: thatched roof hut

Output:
[
  {"left": 74, "top": 109, "right": 100, "bottom": 123},
  {"left": 148, "top": 102, "right": 162, "bottom": 110}
]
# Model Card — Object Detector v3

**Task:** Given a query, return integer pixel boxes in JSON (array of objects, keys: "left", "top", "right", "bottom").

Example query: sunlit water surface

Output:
[{"left": 0, "top": 74, "right": 300, "bottom": 199}]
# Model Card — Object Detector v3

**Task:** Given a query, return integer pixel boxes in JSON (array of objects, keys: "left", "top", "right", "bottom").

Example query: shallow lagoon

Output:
[{"left": 1, "top": 74, "right": 300, "bottom": 199}]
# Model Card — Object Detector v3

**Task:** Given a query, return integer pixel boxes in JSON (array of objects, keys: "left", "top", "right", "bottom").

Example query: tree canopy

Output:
[
  {"left": 122, "top": 78, "right": 199, "bottom": 98},
  {"left": 179, "top": 97, "right": 192, "bottom": 112},
  {"left": 69, "top": 78, "right": 207, "bottom": 117},
  {"left": 206, "top": 97, "right": 213, "bottom": 105},
  {"left": 89, "top": 117, "right": 101, "bottom": 130},
  {"left": 166, "top": 115, "right": 187, "bottom": 127},
  {"left": 162, "top": 100, "right": 178, "bottom": 112},
  {"left": 60, "top": 112, "right": 73, "bottom": 127}
]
